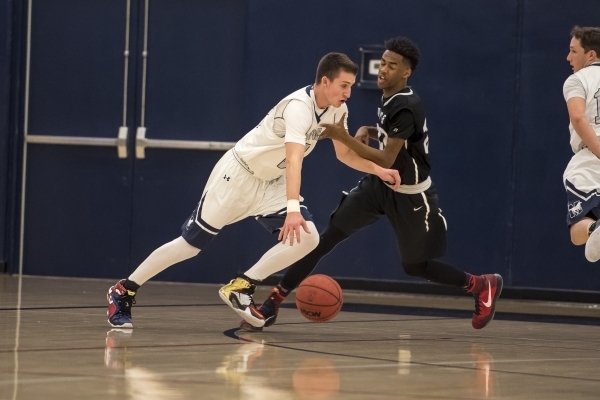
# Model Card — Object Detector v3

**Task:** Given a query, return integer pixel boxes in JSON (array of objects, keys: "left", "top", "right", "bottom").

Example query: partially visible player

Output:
[
  {"left": 562, "top": 26, "right": 600, "bottom": 261},
  {"left": 106, "top": 52, "right": 400, "bottom": 328},
  {"left": 243, "top": 37, "right": 503, "bottom": 331}
]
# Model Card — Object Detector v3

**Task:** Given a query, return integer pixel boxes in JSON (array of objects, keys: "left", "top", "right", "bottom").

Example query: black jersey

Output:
[{"left": 376, "top": 86, "right": 430, "bottom": 185}]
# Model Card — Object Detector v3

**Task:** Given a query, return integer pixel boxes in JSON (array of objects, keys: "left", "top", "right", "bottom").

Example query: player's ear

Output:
[
  {"left": 321, "top": 76, "right": 330, "bottom": 87},
  {"left": 403, "top": 68, "right": 412, "bottom": 79}
]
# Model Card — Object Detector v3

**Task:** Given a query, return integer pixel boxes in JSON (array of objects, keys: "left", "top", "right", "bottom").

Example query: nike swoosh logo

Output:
[
  {"left": 414, "top": 206, "right": 422, "bottom": 211},
  {"left": 482, "top": 281, "right": 492, "bottom": 307}
]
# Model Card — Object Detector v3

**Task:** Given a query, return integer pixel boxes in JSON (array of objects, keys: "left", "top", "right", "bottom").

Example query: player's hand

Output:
[
  {"left": 375, "top": 166, "right": 401, "bottom": 190},
  {"left": 355, "top": 126, "right": 371, "bottom": 145},
  {"left": 319, "top": 112, "right": 348, "bottom": 141},
  {"left": 279, "top": 212, "right": 310, "bottom": 246}
]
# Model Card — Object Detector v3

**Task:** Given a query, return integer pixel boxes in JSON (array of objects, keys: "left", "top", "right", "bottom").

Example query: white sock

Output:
[
  {"left": 128, "top": 236, "right": 200, "bottom": 285},
  {"left": 244, "top": 221, "right": 319, "bottom": 281}
]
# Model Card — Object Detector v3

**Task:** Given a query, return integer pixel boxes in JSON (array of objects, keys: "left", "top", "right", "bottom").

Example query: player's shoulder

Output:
[
  {"left": 563, "top": 73, "right": 583, "bottom": 91},
  {"left": 283, "top": 86, "right": 312, "bottom": 101},
  {"left": 571, "top": 64, "right": 600, "bottom": 82},
  {"left": 278, "top": 86, "right": 314, "bottom": 112}
]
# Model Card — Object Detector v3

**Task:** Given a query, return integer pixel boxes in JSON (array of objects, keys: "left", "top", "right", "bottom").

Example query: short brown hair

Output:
[
  {"left": 315, "top": 53, "right": 358, "bottom": 84},
  {"left": 571, "top": 26, "right": 600, "bottom": 55}
]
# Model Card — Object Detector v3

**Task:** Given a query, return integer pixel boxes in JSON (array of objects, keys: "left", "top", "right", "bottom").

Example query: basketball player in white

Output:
[
  {"left": 562, "top": 26, "right": 600, "bottom": 261},
  {"left": 106, "top": 53, "right": 400, "bottom": 328}
]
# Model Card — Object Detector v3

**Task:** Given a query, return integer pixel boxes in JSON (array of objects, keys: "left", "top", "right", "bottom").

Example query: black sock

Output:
[
  {"left": 276, "top": 284, "right": 290, "bottom": 297},
  {"left": 241, "top": 275, "right": 261, "bottom": 285},
  {"left": 122, "top": 279, "right": 140, "bottom": 292},
  {"left": 588, "top": 220, "right": 597, "bottom": 236},
  {"left": 402, "top": 259, "right": 468, "bottom": 288}
]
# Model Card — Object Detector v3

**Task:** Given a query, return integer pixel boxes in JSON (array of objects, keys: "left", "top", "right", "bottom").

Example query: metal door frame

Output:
[{"left": 18, "top": 0, "right": 235, "bottom": 275}]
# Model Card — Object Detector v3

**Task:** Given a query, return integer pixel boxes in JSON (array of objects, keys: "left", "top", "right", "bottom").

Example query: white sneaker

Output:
[{"left": 584, "top": 222, "right": 600, "bottom": 262}]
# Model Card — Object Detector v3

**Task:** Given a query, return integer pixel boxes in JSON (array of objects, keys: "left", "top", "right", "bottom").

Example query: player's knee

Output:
[
  {"left": 302, "top": 222, "right": 320, "bottom": 251},
  {"left": 402, "top": 261, "right": 428, "bottom": 278},
  {"left": 171, "top": 237, "right": 201, "bottom": 258},
  {"left": 570, "top": 232, "right": 586, "bottom": 246},
  {"left": 569, "top": 224, "right": 588, "bottom": 246}
]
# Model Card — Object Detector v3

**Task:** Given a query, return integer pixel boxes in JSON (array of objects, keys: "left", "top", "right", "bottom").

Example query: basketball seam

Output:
[
  {"left": 297, "top": 284, "right": 341, "bottom": 302},
  {"left": 318, "top": 275, "right": 342, "bottom": 299},
  {"left": 296, "top": 298, "right": 340, "bottom": 307}
]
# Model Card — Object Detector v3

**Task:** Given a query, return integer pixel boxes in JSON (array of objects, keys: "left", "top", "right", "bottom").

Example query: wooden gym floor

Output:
[{"left": 0, "top": 275, "right": 598, "bottom": 399}]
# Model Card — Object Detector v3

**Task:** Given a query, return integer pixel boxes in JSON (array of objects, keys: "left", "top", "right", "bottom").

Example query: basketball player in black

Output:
[{"left": 246, "top": 37, "right": 503, "bottom": 331}]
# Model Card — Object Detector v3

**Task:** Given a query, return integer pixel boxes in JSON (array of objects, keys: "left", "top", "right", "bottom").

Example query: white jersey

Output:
[
  {"left": 563, "top": 62, "right": 600, "bottom": 153},
  {"left": 233, "top": 85, "right": 349, "bottom": 181}
]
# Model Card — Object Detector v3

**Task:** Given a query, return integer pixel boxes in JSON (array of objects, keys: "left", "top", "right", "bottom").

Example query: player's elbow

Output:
[
  {"left": 334, "top": 147, "right": 350, "bottom": 163},
  {"left": 379, "top": 155, "right": 396, "bottom": 169},
  {"left": 570, "top": 115, "right": 588, "bottom": 126}
]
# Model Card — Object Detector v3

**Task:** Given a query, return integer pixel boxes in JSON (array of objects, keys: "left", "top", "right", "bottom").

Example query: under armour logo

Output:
[{"left": 223, "top": 175, "right": 230, "bottom": 181}]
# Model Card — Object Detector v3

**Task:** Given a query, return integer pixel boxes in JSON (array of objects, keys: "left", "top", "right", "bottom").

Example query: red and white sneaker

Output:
[
  {"left": 239, "top": 286, "right": 287, "bottom": 332},
  {"left": 467, "top": 274, "right": 503, "bottom": 329},
  {"left": 107, "top": 280, "right": 136, "bottom": 328}
]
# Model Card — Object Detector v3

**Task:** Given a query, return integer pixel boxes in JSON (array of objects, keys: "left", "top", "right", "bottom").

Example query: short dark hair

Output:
[
  {"left": 571, "top": 26, "right": 600, "bottom": 55},
  {"left": 315, "top": 53, "right": 358, "bottom": 84},
  {"left": 384, "top": 37, "right": 420, "bottom": 71}
]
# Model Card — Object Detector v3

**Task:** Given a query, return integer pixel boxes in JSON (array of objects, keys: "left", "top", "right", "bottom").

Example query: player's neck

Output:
[
  {"left": 312, "top": 84, "right": 329, "bottom": 109},
  {"left": 584, "top": 58, "right": 600, "bottom": 68},
  {"left": 382, "top": 81, "right": 408, "bottom": 98}
]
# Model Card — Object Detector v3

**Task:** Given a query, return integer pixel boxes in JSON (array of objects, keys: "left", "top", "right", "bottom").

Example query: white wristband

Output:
[{"left": 287, "top": 199, "right": 301, "bottom": 213}]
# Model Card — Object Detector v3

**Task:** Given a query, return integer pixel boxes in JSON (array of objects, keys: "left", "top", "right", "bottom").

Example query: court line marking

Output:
[{"left": 1, "top": 356, "right": 600, "bottom": 386}]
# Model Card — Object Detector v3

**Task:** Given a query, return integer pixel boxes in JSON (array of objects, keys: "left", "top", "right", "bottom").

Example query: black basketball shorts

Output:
[{"left": 329, "top": 175, "right": 447, "bottom": 264}]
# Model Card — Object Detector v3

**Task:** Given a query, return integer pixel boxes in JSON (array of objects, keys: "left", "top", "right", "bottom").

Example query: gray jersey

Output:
[{"left": 233, "top": 85, "right": 348, "bottom": 181}]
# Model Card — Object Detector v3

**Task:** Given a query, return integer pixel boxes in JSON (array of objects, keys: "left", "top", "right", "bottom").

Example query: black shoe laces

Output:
[
  {"left": 473, "top": 293, "right": 480, "bottom": 316},
  {"left": 260, "top": 297, "right": 276, "bottom": 319},
  {"left": 118, "top": 293, "right": 136, "bottom": 314}
]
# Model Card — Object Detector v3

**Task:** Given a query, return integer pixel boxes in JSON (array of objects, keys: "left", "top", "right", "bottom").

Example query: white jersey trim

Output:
[{"left": 383, "top": 89, "right": 414, "bottom": 107}]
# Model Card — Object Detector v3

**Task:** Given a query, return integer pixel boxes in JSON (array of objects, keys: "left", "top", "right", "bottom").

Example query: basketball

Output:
[{"left": 295, "top": 274, "right": 343, "bottom": 322}]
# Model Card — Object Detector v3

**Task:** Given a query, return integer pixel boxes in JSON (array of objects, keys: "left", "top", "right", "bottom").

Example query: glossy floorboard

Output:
[{"left": 0, "top": 275, "right": 598, "bottom": 399}]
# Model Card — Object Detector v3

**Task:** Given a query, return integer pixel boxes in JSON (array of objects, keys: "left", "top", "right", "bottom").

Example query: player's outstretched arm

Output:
[
  {"left": 355, "top": 126, "right": 378, "bottom": 144},
  {"left": 279, "top": 142, "right": 310, "bottom": 246},
  {"left": 320, "top": 115, "right": 403, "bottom": 167},
  {"left": 567, "top": 97, "right": 600, "bottom": 158},
  {"left": 331, "top": 140, "right": 400, "bottom": 190}
]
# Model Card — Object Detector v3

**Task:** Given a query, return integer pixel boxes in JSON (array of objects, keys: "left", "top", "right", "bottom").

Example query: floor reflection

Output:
[
  {"left": 469, "top": 343, "right": 495, "bottom": 398},
  {"left": 105, "top": 328, "right": 184, "bottom": 400},
  {"left": 292, "top": 358, "right": 340, "bottom": 400},
  {"left": 215, "top": 338, "right": 341, "bottom": 400}
]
